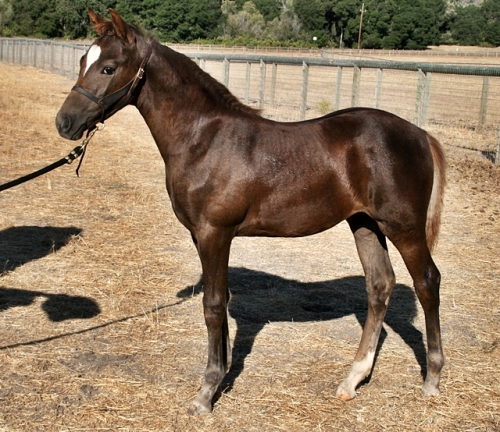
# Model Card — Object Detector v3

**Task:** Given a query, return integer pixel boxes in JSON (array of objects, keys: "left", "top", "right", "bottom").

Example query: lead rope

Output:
[
  {"left": 0, "top": 123, "right": 105, "bottom": 192},
  {"left": 75, "top": 123, "right": 105, "bottom": 177}
]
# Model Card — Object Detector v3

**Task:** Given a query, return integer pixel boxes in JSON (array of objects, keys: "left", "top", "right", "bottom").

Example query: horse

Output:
[{"left": 56, "top": 9, "right": 446, "bottom": 415}]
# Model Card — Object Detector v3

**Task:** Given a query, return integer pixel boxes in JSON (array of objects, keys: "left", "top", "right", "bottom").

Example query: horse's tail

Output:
[{"left": 426, "top": 134, "right": 447, "bottom": 252}]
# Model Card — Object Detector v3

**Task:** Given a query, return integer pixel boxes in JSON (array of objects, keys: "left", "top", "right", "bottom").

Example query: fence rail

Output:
[
  {"left": 172, "top": 43, "right": 500, "bottom": 59},
  {"left": 1, "top": 38, "right": 499, "bottom": 164}
]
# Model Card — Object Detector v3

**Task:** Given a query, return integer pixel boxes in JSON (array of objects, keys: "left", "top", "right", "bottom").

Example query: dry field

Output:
[{"left": 0, "top": 61, "right": 499, "bottom": 431}]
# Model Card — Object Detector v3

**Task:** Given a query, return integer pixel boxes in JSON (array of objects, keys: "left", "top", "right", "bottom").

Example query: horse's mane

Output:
[{"left": 154, "top": 41, "right": 262, "bottom": 117}]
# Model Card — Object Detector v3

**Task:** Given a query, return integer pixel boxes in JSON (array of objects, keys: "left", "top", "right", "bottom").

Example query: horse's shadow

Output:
[
  {"left": 0, "top": 225, "right": 82, "bottom": 273},
  {"left": 0, "top": 226, "right": 100, "bottom": 321},
  {"left": 178, "top": 267, "right": 425, "bottom": 394}
]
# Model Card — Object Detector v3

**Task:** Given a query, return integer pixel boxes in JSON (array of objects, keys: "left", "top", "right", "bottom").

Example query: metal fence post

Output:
[
  {"left": 334, "top": 66, "right": 342, "bottom": 111},
  {"left": 351, "top": 65, "right": 361, "bottom": 107},
  {"left": 479, "top": 76, "right": 490, "bottom": 132},
  {"left": 299, "top": 61, "right": 309, "bottom": 120},
  {"left": 259, "top": 59, "right": 266, "bottom": 109}
]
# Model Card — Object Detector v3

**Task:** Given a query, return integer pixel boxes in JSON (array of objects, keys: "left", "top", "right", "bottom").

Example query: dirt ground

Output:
[{"left": 0, "top": 62, "right": 499, "bottom": 431}]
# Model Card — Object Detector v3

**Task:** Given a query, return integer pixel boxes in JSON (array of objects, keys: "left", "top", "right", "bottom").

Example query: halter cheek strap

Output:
[{"left": 72, "top": 43, "right": 153, "bottom": 122}]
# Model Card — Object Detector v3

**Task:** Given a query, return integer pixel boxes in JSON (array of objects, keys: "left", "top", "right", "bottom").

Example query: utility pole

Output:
[{"left": 357, "top": 3, "right": 365, "bottom": 50}]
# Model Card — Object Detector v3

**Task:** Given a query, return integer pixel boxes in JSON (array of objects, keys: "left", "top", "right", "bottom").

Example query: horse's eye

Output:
[{"left": 102, "top": 66, "right": 116, "bottom": 75}]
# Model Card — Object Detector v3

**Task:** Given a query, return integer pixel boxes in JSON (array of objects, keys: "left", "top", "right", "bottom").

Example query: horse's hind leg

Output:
[
  {"left": 391, "top": 236, "right": 444, "bottom": 397},
  {"left": 336, "top": 213, "right": 396, "bottom": 401}
]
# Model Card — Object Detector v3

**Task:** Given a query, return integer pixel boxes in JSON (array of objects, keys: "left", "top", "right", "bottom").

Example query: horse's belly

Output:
[{"left": 236, "top": 199, "right": 353, "bottom": 237}]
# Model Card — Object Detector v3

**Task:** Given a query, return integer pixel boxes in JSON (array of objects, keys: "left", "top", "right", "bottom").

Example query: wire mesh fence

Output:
[{"left": 1, "top": 38, "right": 499, "bottom": 164}]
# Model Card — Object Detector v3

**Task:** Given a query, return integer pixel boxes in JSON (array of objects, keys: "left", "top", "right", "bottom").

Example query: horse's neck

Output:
[
  {"left": 137, "top": 43, "right": 258, "bottom": 133},
  {"left": 136, "top": 46, "right": 233, "bottom": 154}
]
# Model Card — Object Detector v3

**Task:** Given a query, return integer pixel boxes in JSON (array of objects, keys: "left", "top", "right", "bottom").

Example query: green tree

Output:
[
  {"left": 482, "top": 0, "right": 500, "bottom": 46},
  {"left": 265, "top": 0, "right": 301, "bottom": 41},
  {"left": 294, "top": 0, "right": 325, "bottom": 32},
  {"left": 115, "top": 0, "right": 145, "bottom": 25},
  {"left": 0, "top": 0, "right": 13, "bottom": 35},
  {"left": 223, "top": 1, "right": 265, "bottom": 39},
  {"left": 450, "top": 0, "right": 500, "bottom": 46},
  {"left": 327, "top": 0, "right": 362, "bottom": 47},
  {"left": 10, "top": 0, "right": 61, "bottom": 37},
  {"left": 253, "top": 0, "right": 280, "bottom": 22},
  {"left": 154, "top": 0, "right": 222, "bottom": 42},
  {"left": 317, "top": 0, "right": 447, "bottom": 49}
]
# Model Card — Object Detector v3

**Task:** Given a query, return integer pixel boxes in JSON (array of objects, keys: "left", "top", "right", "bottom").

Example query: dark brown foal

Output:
[{"left": 56, "top": 9, "right": 446, "bottom": 415}]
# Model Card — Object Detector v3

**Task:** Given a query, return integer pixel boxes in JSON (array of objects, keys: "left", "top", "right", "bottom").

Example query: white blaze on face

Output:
[{"left": 84, "top": 45, "right": 101, "bottom": 75}]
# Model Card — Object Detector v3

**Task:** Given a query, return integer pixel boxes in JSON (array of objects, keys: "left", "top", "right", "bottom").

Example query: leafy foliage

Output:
[
  {"left": 0, "top": 0, "right": 498, "bottom": 49},
  {"left": 451, "top": 0, "right": 500, "bottom": 46}
]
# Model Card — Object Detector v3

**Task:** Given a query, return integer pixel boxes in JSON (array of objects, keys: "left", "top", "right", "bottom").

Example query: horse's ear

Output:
[
  {"left": 88, "top": 8, "right": 109, "bottom": 36},
  {"left": 109, "top": 9, "right": 134, "bottom": 44}
]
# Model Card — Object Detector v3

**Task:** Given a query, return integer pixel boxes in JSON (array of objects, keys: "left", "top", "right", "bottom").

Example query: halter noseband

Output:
[{"left": 72, "top": 43, "right": 153, "bottom": 122}]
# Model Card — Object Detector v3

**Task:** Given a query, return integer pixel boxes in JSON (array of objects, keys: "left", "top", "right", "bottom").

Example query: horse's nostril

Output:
[{"left": 57, "top": 115, "right": 72, "bottom": 134}]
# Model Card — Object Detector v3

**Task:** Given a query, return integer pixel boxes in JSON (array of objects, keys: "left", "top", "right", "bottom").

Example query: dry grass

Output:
[{"left": 0, "top": 62, "right": 499, "bottom": 431}]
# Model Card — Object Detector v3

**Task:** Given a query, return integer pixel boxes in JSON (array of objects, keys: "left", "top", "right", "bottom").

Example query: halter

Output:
[{"left": 72, "top": 43, "right": 153, "bottom": 122}]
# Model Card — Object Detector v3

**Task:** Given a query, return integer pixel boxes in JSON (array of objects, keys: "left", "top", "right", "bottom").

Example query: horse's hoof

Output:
[
  {"left": 422, "top": 382, "right": 440, "bottom": 397},
  {"left": 335, "top": 382, "right": 357, "bottom": 401},
  {"left": 187, "top": 400, "right": 212, "bottom": 416}
]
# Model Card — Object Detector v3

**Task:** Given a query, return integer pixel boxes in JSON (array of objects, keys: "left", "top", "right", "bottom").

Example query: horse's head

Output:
[{"left": 56, "top": 9, "right": 151, "bottom": 140}]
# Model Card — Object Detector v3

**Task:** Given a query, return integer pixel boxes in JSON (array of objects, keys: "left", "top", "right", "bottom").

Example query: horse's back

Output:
[{"left": 232, "top": 108, "right": 436, "bottom": 238}]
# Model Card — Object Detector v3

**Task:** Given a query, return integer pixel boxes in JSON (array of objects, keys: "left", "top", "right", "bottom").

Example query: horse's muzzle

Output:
[{"left": 56, "top": 112, "right": 88, "bottom": 141}]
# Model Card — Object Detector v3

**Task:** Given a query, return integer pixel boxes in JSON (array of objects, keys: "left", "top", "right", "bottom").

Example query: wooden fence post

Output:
[
  {"left": 60, "top": 44, "right": 64, "bottom": 76},
  {"left": 479, "top": 76, "right": 490, "bottom": 132},
  {"left": 71, "top": 45, "right": 76, "bottom": 78},
  {"left": 334, "top": 66, "right": 342, "bottom": 111},
  {"left": 259, "top": 59, "right": 266, "bottom": 109},
  {"left": 414, "top": 68, "right": 423, "bottom": 125},
  {"left": 496, "top": 125, "right": 500, "bottom": 166},
  {"left": 50, "top": 41, "right": 55, "bottom": 71},
  {"left": 270, "top": 63, "right": 277, "bottom": 107},
  {"left": 374, "top": 68, "right": 382, "bottom": 109},
  {"left": 299, "top": 61, "right": 309, "bottom": 120},
  {"left": 223, "top": 57, "right": 230, "bottom": 87},
  {"left": 351, "top": 65, "right": 361, "bottom": 107},
  {"left": 245, "top": 62, "right": 251, "bottom": 103},
  {"left": 420, "top": 72, "right": 432, "bottom": 128}
]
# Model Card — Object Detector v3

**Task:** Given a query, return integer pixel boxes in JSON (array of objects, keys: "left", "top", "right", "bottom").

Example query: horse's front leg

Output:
[{"left": 187, "top": 226, "right": 233, "bottom": 415}]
